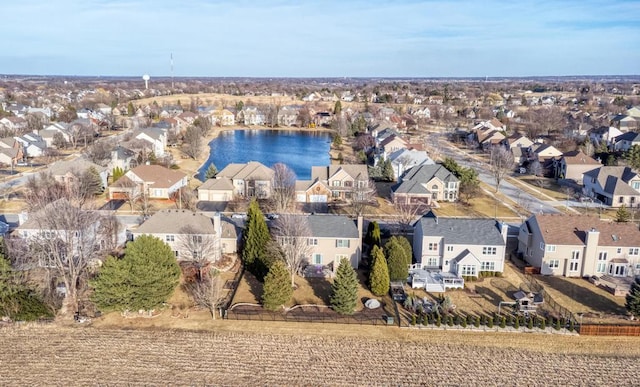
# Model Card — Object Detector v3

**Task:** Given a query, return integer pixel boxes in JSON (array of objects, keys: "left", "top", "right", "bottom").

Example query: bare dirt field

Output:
[{"left": 1, "top": 323, "right": 639, "bottom": 386}]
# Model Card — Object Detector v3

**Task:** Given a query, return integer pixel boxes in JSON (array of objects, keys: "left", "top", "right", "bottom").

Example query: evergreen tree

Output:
[
  {"left": 91, "top": 235, "right": 181, "bottom": 311},
  {"left": 333, "top": 100, "right": 342, "bottom": 115},
  {"left": 365, "top": 221, "right": 381, "bottom": 248},
  {"left": 112, "top": 167, "right": 125, "bottom": 182},
  {"left": 262, "top": 260, "right": 292, "bottom": 311},
  {"left": 330, "top": 258, "right": 358, "bottom": 315},
  {"left": 625, "top": 145, "right": 640, "bottom": 170},
  {"left": 615, "top": 204, "right": 631, "bottom": 223},
  {"left": 369, "top": 246, "right": 390, "bottom": 296},
  {"left": 127, "top": 102, "right": 135, "bottom": 116},
  {"left": 394, "top": 236, "right": 413, "bottom": 267},
  {"left": 385, "top": 238, "right": 409, "bottom": 281},
  {"left": 242, "top": 199, "right": 270, "bottom": 276},
  {"left": 204, "top": 163, "right": 218, "bottom": 180},
  {"left": 81, "top": 166, "right": 104, "bottom": 195},
  {"left": 332, "top": 134, "right": 343, "bottom": 148},
  {"left": 0, "top": 253, "right": 20, "bottom": 317},
  {"left": 626, "top": 277, "right": 640, "bottom": 318},
  {"left": 381, "top": 158, "right": 395, "bottom": 181}
]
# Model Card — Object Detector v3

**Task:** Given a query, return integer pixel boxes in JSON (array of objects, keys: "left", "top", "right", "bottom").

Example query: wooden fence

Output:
[{"left": 579, "top": 324, "right": 640, "bottom": 336}]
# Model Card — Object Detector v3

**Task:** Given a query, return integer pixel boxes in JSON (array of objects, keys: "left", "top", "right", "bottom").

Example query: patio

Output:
[{"left": 409, "top": 268, "right": 464, "bottom": 293}]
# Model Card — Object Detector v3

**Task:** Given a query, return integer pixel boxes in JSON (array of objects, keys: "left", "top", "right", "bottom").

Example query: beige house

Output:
[
  {"left": 295, "top": 179, "right": 332, "bottom": 203},
  {"left": 553, "top": 150, "right": 601, "bottom": 184},
  {"left": 108, "top": 165, "right": 187, "bottom": 200},
  {"left": 310, "top": 165, "right": 369, "bottom": 202},
  {"left": 215, "top": 161, "right": 274, "bottom": 199},
  {"left": 518, "top": 214, "right": 640, "bottom": 277},
  {"left": 583, "top": 166, "right": 640, "bottom": 207},
  {"left": 132, "top": 209, "right": 238, "bottom": 260},
  {"left": 198, "top": 177, "right": 235, "bottom": 202}
]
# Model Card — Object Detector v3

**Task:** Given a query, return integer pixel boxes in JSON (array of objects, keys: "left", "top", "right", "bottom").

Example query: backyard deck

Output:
[{"left": 409, "top": 268, "right": 464, "bottom": 293}]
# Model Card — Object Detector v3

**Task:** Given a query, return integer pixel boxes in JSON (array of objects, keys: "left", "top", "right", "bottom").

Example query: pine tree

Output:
[
  {"left": 127, "top": 102, "right": 135, "bottom": 116},
  {"left": 112, "top": 167, "right": 125, "bottom": 182},
  {"left": 330, "top": 258, "right": 358, "bottom": 315},
  {"left": 369, "top": 246, "right": 390, "bottom": 296},
  {"left": 365, "top": 221, "right": 381, "bottom": 248},
  {"left": 204, "top": 163, "right": 218, "bottom": 180},
  {"left": 385, "top": 238, "right": 409, "bottom": 281},
  {"left": 615, "top": 204, "right": 631, "bottom": 223},
  {"left": 262, "top": 260, "right": 292, "bottom": 311},
  {"left": 625, "top": 145, "right": 640, "bottom": 170},
  {"left": 242, "top": 199, "right": 270, "bottom": 276},
  {"left": 81, "top": 166, "right": 104, "bottom": 195},
  {"left": 0, "top": 253, "right": 20, "bottom": 317},
  {"left": 333, "top": 100, "right": 342, "bottom": 115},
  {"left": 394, "top": 236, "right": 413, "bottom": 267},
  {"left": 625, "top": 277, "right": 640, "bottom": 318},
  {"left": 381, "top": 158, "right": 395, "bottom": 181},
  {"left": 91, "top": 235, "right": 181, "bottom": 311}
]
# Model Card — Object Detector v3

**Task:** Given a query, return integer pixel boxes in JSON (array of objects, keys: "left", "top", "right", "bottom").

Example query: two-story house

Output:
[
  {"left": 391, "top": 164, "right": 459, "bottom": 206},
  {"left": 310, "top": 165, "right": 369, "bottom": 202},
  {"left": 518, "top": 214, "right": 640, "bottom": 278},
  {"left": 48, "top": 157, "right": 110, "bottom": 190},
  {"left": 413, "top": 212, "right": 508, "bottom": 277},
  {"left": 612, "top": 131, "right": 640, "bottom": 152},
  {"left": 212, "top": 161, "right": 274, "bottom": 199},
  {"left": 132, "top": 209, "right": 238, "bottom": 260},
  {"left": 0, "top": 137, "right": 25, "bottom": 166},
  {"left": 133, "top": 127, "right": 167, "bottom": 157},
  {"left": 582, "top": 166, "right": 640, "bottom": 207},
  {"left": 553, "top": 150, "right": 601, "bottom": 184},
  {"left": 388, "top": 148, "right": 435, "bottom": 180}
]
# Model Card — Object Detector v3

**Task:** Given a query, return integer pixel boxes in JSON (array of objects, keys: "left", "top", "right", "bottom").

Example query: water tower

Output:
[{"left": 142, "top": 74, "right": 150, "bottom": 89}]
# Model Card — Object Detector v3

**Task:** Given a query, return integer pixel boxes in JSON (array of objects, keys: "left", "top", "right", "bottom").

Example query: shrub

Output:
[
  {"left": 474, "top": 316, "right": 480, "bottom": 328},
  {"left": 436, "top": 315, "right": 441, "bottom": 327},
  {"left": 554, "top": 318, "right": 561, "bottom": 331},
  {"left": 527, "top": 317, "right": 534, "bottom": 330},
  {"left": 500, "top": 316, "right": 506, "bottom": 328},
  {"left": 487, "top": 317, "right": 494, "bottom": 328},
  {"left": 460, "top": 316, "right": 467, "bottom": 328},
  {"left": 411, "top": 315, "right": 416, "bottom": 326},
  {"left": 447, "top": 315, "right": 454, "bottom": 326},
  {"left": 540, "top": 317, "right": 546, "bottom": 330},
  {"left": 569, "top": 319, "right": 575, "bottom": 332}
]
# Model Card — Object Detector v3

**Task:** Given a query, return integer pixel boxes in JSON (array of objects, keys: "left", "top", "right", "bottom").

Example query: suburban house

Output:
[
  {"left": 133, "top": 127, "right": 167, "bottom": 157},
  {"left": 612, "top": 114, "right": 639, "bottom": 131},
  {"left": 239, "top": 106, "right": 266, "bottom": 126},
  {"left": 517, "top": 214, "right": 640, "bottom": 278},
  {"left": 281, "top": 214, "right": 362, "bottom": 272},
  {"left": 48, "top": 157, "right": 109, "bottom": 190},
  {"left": 502, "top": 134, "right": 533, "bottom": 150},
  {"left": 109, "top": 145, "right": 137, "bottom": 171},
  {"left": 553, "top": 150, "right": 601, "bottom": 184},
  {"left": 589, "top": 126, "right": 623, "bottom": 149},
  {"left": 612, "top": 131, "right": 640, "bottom": 152},
  {"left": 310, "top": 165, "right": 369, "bottom": 202},
  {"left": 391, "top": 164, "right": 459, "bottom": 206},
  {"left": 294, "top": 179, "right": 332, "bottom": 204},
  {"left": 387, "top": 148, "right": 435, "bottom": 180},
  {"left": 215, "top": 161, "right": 274, "bottom": 199},
  {"left": 525, "top": 143, "right": 562, "bottom": 165},
  {"left": 39, "top": 123, "right": 71, "bottom": 148},
  {"left": 210, "top": 109, "right": 235, "bottom": 126},
  {"left": 277, "top": 106, "right": 300, "bottom": 127},
  {"left": 108, "top": 164, "right": 188, "bottom": 200},
  {"left": 0, "top": 116, "right": 28, "bottom": 133},
  {"left": 14, "top": 133, "right": 47, "bottom": 158},
  {"left": 412, "top": 212, "right": 507, "bottom": 290},
  {"left": 0, "top": 137, "right": 24, "bottom": 166},
  {"left": 378, "top": 135, "right": 408, "bottom": 154},
  {"left": 583, "top": 166, "right": 640, "bottom": 207},
  {"left": 132, "top": 209, "right": 238, "bottom": 260},
  {"left": 198, "top": 177, "right": 235, "bottom": 202}
]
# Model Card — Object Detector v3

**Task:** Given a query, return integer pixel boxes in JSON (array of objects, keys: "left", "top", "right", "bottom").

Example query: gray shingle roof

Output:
[
  {"left": 134, "top": 209, "right": 216, "bottom": 235},
  {"left": 415, "top": 212, "right": 505, "bottom": 246},
  {"left": 307, "top": 214, "right": 359, "bottom": 238},
  {"left": 584, "top": 166, "right": 639, "bottom": 196},
  {"left": 392, "top": 164, "right": 458, "bottom": 195}
]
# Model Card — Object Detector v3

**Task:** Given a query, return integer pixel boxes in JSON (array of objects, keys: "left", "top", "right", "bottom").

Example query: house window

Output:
[
  {"left": 629, "top": 248, "right": 639, "bottom": 256},
  {"left": 344, "top": 181, "right": 353, "bottom": 188},
  {"left": 426, "top": 257, "right": 438, "bottom": 267},
  {"left": 336, "top": 239, "right": 350, "bottom": 248},
  {"left": 428, "top": 242, "right": 438, "bottom": 251},
  {"left": 154, "top": 189, "right": 162, "bottom": 197},
  {"left": 481, "top": 261, "right": 495, "bottom": 271},
  {"left": 461, "top": 265, "right": 476, "bottom": 276},
  {"left": 313, "top": 254, "right": 322, "bottom": 265},
  {"left": 446, "top": 245, "right": 454, "bottom": 252},
  {"left": 332, "top": 181, "right": 341, "bottom": 187},
  {"left": 617, "top": 248, "right": 622, "bottom": 254},
  {"left": 546, "top": 244, "right": 556, "bottom": 252},
  {"left": 633, "top": 181, "right": 640, "bottom": 190},
  {"left": 597, "top": 251, "right": 607, "bottom": 273},
  {"left": 569, "top": 251, "right": 580, "bottom": 272},
  {"left": 548, "top": 259, "right": 559, "bottom": 269},
  {"left": 166, "top": 235, "right": 175, "bottom": 242},
  {"left": 192, "top": 235, "right": 203, "bottom": 243},
  {"left": 431, "top": 184, "right": 438, "bottom": 191},
  {"left": 482, "top": 246, "right": 497, "bottom": 255},
  {"left": 619, "top": 197, "right": 624, "bottom": 203},
  {"left": 332, "top": 191, "right": 340, "bottom": 198},
  {"left": 307, "top": 238, "right": 318, "bottom": 246},
  {"left": 174, "top": 251, "right": 179, "bottom": 257},
  {"left": 540, "top": 242, "right": 545, "bottom": 250}
]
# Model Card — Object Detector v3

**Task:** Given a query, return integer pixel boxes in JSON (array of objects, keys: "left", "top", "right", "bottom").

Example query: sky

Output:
[{"left": 1, "top": 0, "right": 639, "bottom": 77}]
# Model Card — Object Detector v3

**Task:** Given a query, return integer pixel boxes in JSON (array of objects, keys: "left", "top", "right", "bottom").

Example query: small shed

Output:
[{"left": 513, "top": 290, "right": 543, "bottom": 313}]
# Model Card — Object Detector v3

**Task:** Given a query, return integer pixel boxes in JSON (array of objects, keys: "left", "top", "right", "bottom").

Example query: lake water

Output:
[{"left": 198, "top": 130, "right": 331, "bottom": 181}]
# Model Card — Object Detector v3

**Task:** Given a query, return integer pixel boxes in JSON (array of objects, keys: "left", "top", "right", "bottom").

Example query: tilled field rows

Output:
[{"left": 0, "top": 326, "right": 638, "bottom": 386}]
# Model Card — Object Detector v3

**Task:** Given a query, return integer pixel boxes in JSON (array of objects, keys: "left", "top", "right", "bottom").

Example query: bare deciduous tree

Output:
[
  {"left": 183, "top": 270, "right": 225, "bottom": 319},
  {"left": 182, "top": 125, "right": 203, "bottom": 159},
  {"left": 177, "top": 224, "right": 221, "bottom": 280},
  {"left": 394, "top": 201, "right": 427, "bottom": 235},
  {"left": 85, "top": 138, "right": 115, "bottom": 167},
  {"left": 489, "top": 146, "right": 515, "bottom": 192},
  {"left": 272, "top": 214, "right": 313, "bottom": 287},
  {"left": 270, "top": 163, "right": 296, "bottom": 213},
  {"left": 351, "top": 178, "right": 377, "bottom": 217}
]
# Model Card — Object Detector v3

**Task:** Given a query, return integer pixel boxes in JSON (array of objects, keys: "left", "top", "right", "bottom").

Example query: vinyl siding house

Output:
[
  {"left": 310, "top": 165, "right": 369, "bottom": 202},
  {"left": 553, "top": 150, "right": 601, "bottom": 184},
  {"left": 198, "top": 177, "right": 235, "bottom": 202},
  {"left": 133, "top": 127, "right": 167, "bottom": 157},
  {"left": 284, "top": 214, "right": 362, "bottom": 272},
  {"left": 132, "top": 209, "right": 238, "bottom": 259},
  {"left": 108, "top": 165, "right": 187, "bottom": 200},
  {"left": 391, "top": 164, "right": 459, "bottom": 206},
  {"left": 582, "top": 166, "right": 640, "bottom": 208},
  {"left": 612, "top": 131, "right": 640, "bottom": 152},
  {"left": 388, "top": 148, "right": 435, "bottom": 180},
  {"left": 295, "top": 179, "right": 332, "bottom": 204},
  {"left": 47, "top": 157, "right": 109, "bottom": 190},
  {"left": 215, "top": 161, "right": 274, "bottom": 199},
  {"left": 518, "top": 214, "right": 640, "bottom": 278},
  {"left": 413, "top": 212, "right": 508, "bottom": 277}
]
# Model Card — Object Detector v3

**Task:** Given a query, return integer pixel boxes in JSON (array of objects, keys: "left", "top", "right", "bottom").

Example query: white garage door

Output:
[{"left": 309, "top": 195, "right": 327, "bottom": 203}]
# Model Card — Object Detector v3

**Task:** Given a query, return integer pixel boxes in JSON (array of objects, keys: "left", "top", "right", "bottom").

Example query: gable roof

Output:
[
  {"left": 306, "top": 215, "right": 359, "bottom": 238},
  {"left": 134, "top": 209, "right": 216, "bottom": 235},
  {"left": 217, "top": 161, "right": 274, "bottom": 181},
  {"left": 527, "top": 214, "right": 640, "bottom": 247},
  {"left": 199, "top": 177, "right": 234, "bottom": 191},
  {"left": 583, "top": 166, "right": 639, "bottom": 196},
  {"left": 48, "top": 156, "right": 107, "bottom": 176},
  {"left": 561, "top": 150, "right": 600, "bottom": 166},
  {"left": 415, "top": 212, "right": 505, "bottom": 246},
  {"left": 614, "top": 131, "right": 640, "bottom": 143},
  {"left": 128, "top": 165, "right": 187, "bottom": 188},
  {"left": 311, "top": 165, "right": 369, "bottom": 182}
]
